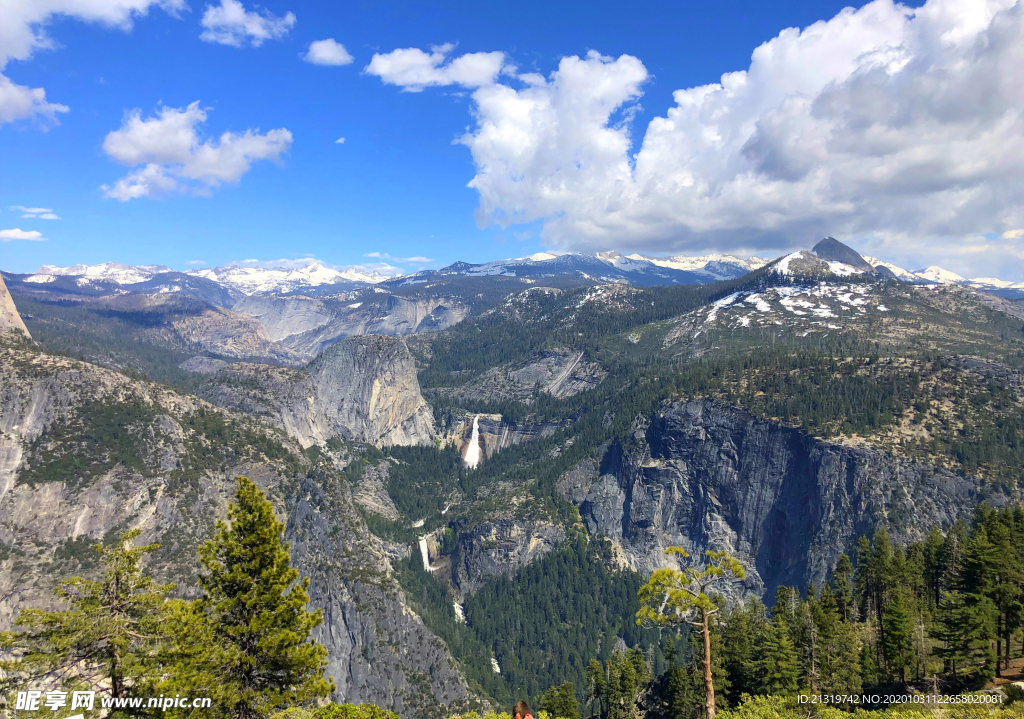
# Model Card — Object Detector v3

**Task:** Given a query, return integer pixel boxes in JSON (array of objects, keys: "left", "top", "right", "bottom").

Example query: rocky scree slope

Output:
[{"left": 0, "top": 337, "right": 480, "bottom": 717}]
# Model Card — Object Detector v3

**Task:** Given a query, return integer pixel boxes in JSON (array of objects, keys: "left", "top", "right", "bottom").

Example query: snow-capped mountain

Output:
[
  {"left": 861, "top": 257, "right": 919, "bottom": 281},
  {"left": 186, "top": 261, "right": 392, "bottom": 295},
  {"left": 417, "top": 250, "right": 765, "bottom": 286},
  {"left": 31, "top": 262, "right": 173, "bottom": 285},
  {"left": 19, "top": 260, "right": 394, "bottom": 296},
  {"left": 12, "top": 246, "right": 1024, "bottom": 298},
  {"left": 860, "top": 256, "right": 1024, "bottom": 294},
  {"left": 627, "top": 252, "right": 771, "bottom": 279},
  {"left": 914, "top": 266, "right": 969, "bottom": 284}
]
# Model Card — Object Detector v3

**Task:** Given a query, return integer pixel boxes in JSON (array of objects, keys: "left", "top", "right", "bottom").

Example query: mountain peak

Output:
[{"left": 811, "top": 237, "right": 873, "bottom": 271}]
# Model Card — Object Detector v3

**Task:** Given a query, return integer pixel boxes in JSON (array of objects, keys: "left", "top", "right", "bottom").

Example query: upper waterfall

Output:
[{"left": 464, "top": 414, "right": 482, "bottom": 468}]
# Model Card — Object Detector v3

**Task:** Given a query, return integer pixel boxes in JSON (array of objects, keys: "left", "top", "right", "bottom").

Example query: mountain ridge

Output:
[{"left": 15, "top": 244, "right": 1023, "bottom": 298}]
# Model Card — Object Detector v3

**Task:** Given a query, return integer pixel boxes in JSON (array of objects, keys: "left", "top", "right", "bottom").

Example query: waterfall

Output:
[
  {"left": 418, "top": 535, "right": 433, "bottom": 571},
  {"left": 464, "top": 414, "right": 482, "bottom": 468}
]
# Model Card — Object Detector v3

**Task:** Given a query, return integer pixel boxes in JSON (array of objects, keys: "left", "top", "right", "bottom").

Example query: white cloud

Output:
[
  {"left": 187, "top": 259, "right": 206, "bottom": 265},
  {"left": 0, "top": 73, "right": 69, "bottom": 126},
  {"left": 227, "top": 257, "right": 405, "bottom": 277},
  {"left": 365, "top": 43, "right": 506, "bottom": 91},
  {"left": 199, "top": 0, "right": 295, "bottom": 47},
  {"left": 374, "top": 0, "right": 1024, "bottom": 277},
  {"left": 1003, "top": 229, "right": 1024, "bottom": 240},
  {"left": 0, "top": 0, "right": 182, "bottom": 126},
  {"left": 304, "top": 38, "right": 353, "bottom": 66},
  {"left": 0, "top": 228, "right": 46, "bottom": 241},
  {"left": 101, "top": 101, "right": 292, "bottom": 200},
  {"left": 335, "top": 137, "right": 345, "bottom": 144},
  {"left": 12, "top": 205, "right": 60, "bottom": 219},
  {"left": 363, "top": 252, "right": 435, "bottom": 263}
]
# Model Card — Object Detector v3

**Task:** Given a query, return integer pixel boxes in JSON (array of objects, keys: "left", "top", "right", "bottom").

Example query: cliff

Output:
[
  {"left": 199, "top": 335, "right": 435, "bottom": 448},
  {"left": 441, "top": 412, "right": 570, "bottom": 465},
  {"left": 0, "top": 275, "right": 30, "bottom": 337},
  {"left": 558, "top": 398, "right": 1004, "bottom": 599},
  {"left": 0, "top": 342, "right": 478, "bottom": 716}
]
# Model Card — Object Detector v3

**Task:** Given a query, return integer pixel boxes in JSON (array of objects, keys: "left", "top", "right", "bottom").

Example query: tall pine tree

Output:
[
  {"left": 3, "top": 530, "right": 172, "bottom": 708},
  {"left": 171, "top": 476, "right": 333, "bottom": 719}
]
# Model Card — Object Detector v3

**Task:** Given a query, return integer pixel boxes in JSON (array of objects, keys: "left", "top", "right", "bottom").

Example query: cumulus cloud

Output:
[
  {"left": 0, "top": 0, "right": 181, "bottom": 126},
  {"left": 199, "top": 0, "right": 295, "bottom": 47},
  {"left": 304, "top": 38, "right": 353, "bottom": 66},
  {"left": 365, "top": 43, "right": 506, "bottom": 91},
  {"left": 12, "top": 206, "right": 60, "bottom": 219},
  {"left": 373, "top": 0, "right": 1024, "bottom": 276},
  {"left": 335, "top": 137, "right": 345, "bottom": 144},
  {"left": 0, "top": 74, "right": 68, "bottom": 126},
  {"left": 0, "top": 228, "right": 46, "bottom": 241},
  {"left": 101, "top": 101, "right": 292, "bottom": 200}
]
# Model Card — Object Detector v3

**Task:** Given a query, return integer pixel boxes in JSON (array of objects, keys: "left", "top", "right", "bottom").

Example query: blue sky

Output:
[{"left": 2, "top": 0, "right": 1023, "bottom": 279}]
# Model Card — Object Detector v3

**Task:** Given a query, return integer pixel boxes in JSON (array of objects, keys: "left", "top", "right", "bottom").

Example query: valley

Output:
[{"left": 2, "top": 239, "right": 1024, "bottom": 717}]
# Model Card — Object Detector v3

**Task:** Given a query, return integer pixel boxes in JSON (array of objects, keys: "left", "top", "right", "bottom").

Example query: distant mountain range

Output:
[{"left": 8, "top": 244, "right": 1024, "bottom": 298}]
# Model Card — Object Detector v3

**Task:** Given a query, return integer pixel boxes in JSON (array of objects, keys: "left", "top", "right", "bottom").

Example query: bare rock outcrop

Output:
[
  {"left": 450, "top": 518, "right": 566, "bottom": 595},
  {"left": 199, "top": 335, "right": 435, "bottom": 448},
  {"left": 309, "top": 335, "right": 434, "bottom": 447},
  {"left": 0, "top": 275, "right": 30, "bottom": 337}
]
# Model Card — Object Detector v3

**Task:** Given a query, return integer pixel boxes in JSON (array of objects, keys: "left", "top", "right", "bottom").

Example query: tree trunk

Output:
[
  {"left": 702, "top": 611, "right": 715, "bottom": 719},
  {"left": 997, "top": 616, "right": 1003, "bottom": 675}
]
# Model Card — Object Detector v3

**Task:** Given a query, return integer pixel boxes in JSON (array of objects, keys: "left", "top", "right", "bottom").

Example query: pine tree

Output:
[
  {"left": 173, "top": 476, "right": 334, "bottom": 719},
  {"left": 539, "top": 682, "right": 581, "bottom": 719},
  {"left": 922, "top": 527, "right": 945, "bottom": 609},
  {"left": 881, "top": 591, "right": 913, "bottom": 683},
  {"left": 854, "top": 535, "right": 872, "bottom": 621},
  {"left": 720, "top": 603, "right": 757, "bottom": 702},
  {"left": 960, "top": 527, "right": 1000, "bottom": 682},
  {"left": 826, "top": 620, "right": 862, "bottom": 696},
  {"left": 587, "top": 649, "right": 649, "bottom": 719},
  {"left": 831, "top": 554, "right": 854, "bottom": 622},
  {"left": 754, "top": 618, "right": 800, "bottom": 696},
  {"left": 4, "top": 530, "right": 173, "bottom": 709},
  {"left": 636, "top": 548, "right": 745, "bottom": 719},
  {"left": 984, "top": 510, "right": 1023, "bottom": 675},
  {"left": 930, "top": 591, "right": 975, "bottom": 682},
  {"left": 585, "top": 659, "right": 606, "bottom": 718}
]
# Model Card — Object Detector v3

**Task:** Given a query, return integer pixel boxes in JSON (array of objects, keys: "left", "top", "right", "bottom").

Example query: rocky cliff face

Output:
[
  {"left": 441, "top": 413, "right": 570, "bottom": 465},
  {"left": 558, "top": 399, "right": 1002, "bottom": 599},
  {"left": 450, "top": 519, "right": 566, "bottom": 595},
  {"left": 0, "top": 342, "right": 478, "bottom": 716},
  {"left": 0, "top": 275, "right": 29, "bottom": 337},
  {"left": 309, "top": 336, "right": 435, "bottom": 447},
  {"left": 199, "top": 335, "right": 435, "bottom": 448}
]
